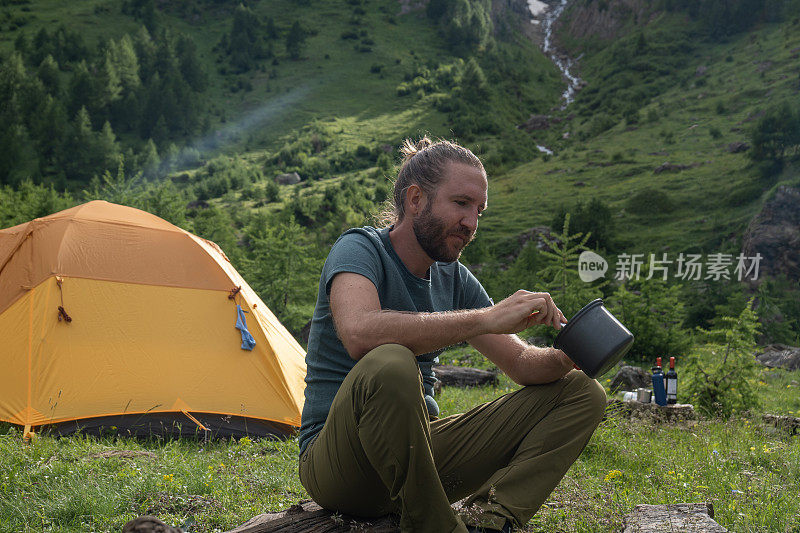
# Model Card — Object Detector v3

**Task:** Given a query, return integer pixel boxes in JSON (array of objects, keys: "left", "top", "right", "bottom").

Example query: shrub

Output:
[
  {"left": 684, "top": 298, "right": 761, "bottom": 417},
  {"left": 536, "top": 214, "right": 607, "bottom": 336},
  {"left": 589, "top": 113, "right": 616, "bottom": 136},
  {"left": 626, "top": 188, "right": 675, "bottom": 216},
  {"left": 748, "top": 102, "right": 800, "bottom": 162},
  {"left": 550, "top": 198, "right": 617, "bottom": 252}
]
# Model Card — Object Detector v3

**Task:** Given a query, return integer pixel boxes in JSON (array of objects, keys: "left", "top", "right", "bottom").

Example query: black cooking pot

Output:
[{"left": 553, "top": 299, "right": 634, "bottom": 379}]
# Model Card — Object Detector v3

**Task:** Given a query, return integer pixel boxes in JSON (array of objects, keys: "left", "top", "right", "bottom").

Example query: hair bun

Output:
[
  {"left": 400, "top": 135, "right": 433, "bottom": 163},
  {"left": 415, "top": 137, "right": 433, "bottom": 151}
]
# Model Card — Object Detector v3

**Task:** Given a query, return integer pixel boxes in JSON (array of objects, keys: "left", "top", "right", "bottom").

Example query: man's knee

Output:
[
  {"left": 563, "top": 370, "right": 607, "bottom": 424},
  {"left": 352, "top": 343, "right": 422, "bottom": 399}
]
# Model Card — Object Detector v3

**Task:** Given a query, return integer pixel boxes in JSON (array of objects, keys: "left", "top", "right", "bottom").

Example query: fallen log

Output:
[
  {"left": 86, "top": 450, "right": 156, "bottom": 460},
  {"left": 622, "top": 502, "right": 727, "bottom": 532},
  {"left": 762, "top": 413, "right": 800, "bottom": 435},
  {"left": 226, "top": 500, "right": 399, "bottom": 532},
  {"left": 123, "top": 501, "right": 400, "bottom": 533},
  {"left": 433, "top": 364, "right": 498, "bottom": 388}
]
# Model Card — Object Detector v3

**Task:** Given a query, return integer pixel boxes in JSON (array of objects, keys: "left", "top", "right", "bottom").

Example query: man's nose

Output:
[{"left": 461, "top": 211, "right": 479, "bottom": 233}]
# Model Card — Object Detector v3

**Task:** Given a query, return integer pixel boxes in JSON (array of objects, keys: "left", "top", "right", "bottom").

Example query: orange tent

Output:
[{"left": 0, "top": 201, "right": 306, "bottom": 440}]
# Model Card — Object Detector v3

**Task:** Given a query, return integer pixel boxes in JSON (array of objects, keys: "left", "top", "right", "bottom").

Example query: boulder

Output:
[
  {"left": 516, "top": 226, "right": 557, "bottom": 255},
  {"left": 756, "top": 344, "right": 800, "bottom": 370},
  {"left": 609, "top": 365, "right": 651, "bottom": 391},
  {"left": 742, "top": 186, "right": 800, "bottom": 283},
  {"left": 122, "top": 516, "right": 182, "bottom": 533},
  {"left": 654, "top": 162, "right": 688, "bottom": 173},
  {"left": 520, "top": 114, "right": 553, "bottom": 131},
  {"left": 726, "top": 141, "right": 750, "bottom": 153},
  {"left": 275, "top": 172, "right": 301, "bottom": 185}
]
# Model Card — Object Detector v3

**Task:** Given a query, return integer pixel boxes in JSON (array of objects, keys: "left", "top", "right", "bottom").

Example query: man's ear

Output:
[{"left": 406, "top": 184, "right": 425, "bottom": 216}]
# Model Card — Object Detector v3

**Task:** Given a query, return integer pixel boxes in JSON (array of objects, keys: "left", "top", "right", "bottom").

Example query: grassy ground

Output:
[{"left": 2, "top": 365, "right": 798, "bottom": 532}]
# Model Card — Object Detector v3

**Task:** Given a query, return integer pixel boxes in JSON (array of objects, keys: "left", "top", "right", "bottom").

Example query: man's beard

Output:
[{"left": 412, "top": 200, "right": 475, "bottom": 263}]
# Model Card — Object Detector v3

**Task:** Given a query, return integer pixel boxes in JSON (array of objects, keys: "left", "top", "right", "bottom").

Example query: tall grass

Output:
[{"left": 2, "top": 368, "right": 798, "bottom": 532}]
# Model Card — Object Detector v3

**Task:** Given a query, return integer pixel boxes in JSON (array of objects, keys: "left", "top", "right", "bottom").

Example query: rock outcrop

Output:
[
  {"left": 275, "top": 172, "right": 301, "bottom": 185},
  {"left": 742, "top": 186, "right": 800, "bottom": 284},
  {"left": 610, "top": 365, "right": 651, "bottom": 391},
  {"left": 756, "top": 344, "right": 800, "bottom": 370}
]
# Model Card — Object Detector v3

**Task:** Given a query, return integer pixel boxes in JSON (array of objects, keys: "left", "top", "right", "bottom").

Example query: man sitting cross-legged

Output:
[{"left": 297, "top": 136, "right": 607, "bottom": 532}]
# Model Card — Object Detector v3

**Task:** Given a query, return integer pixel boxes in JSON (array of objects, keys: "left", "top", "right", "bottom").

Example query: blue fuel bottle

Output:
[{"left": 651, "top": 356, "right": 667, "bottom": 406}]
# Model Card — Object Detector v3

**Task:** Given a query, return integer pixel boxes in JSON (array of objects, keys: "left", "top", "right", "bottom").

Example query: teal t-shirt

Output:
[{"left": 298, "top": 226, "right": 493, "bottom": 455}]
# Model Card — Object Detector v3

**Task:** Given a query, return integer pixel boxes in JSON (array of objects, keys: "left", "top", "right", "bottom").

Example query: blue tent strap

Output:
[{"left": 235, "top": 304, "right": 256, "bottom": 351}]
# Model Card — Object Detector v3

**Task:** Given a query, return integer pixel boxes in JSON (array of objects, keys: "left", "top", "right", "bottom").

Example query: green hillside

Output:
[
  {"left": 480, "top": 15, "right": 800, "bottom": 252},
  {"left": 1, "top": 0, "right": 799, "bottom": 343}
]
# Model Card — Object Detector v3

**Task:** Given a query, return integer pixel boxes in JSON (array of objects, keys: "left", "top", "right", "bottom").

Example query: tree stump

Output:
[
  {"left": 622, "top": 503, "right": 727, "bottom": 532},
  {"left": 604, "top": 399, "right": 696, "bottom": 423}
]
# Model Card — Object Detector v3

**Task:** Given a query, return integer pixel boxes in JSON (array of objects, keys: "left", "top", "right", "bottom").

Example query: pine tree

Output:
[
  {"left": 142, "top": 180, "right": 187, "bottom": 227},
  {"left": 36, "top": 55, "right": 60, "bottom": 96},
  {"left": 67, "top": 60, "right": 98, "bottom": 116},
  {"left": 100, "top": 50, "right": 123, "bottom": 106},
  {"left": 13, "top": 32, "right": 30, "bottom": 60},
  {"left": 52, "top": 25, "right": 89, "bottom": 65},
  {"left": 460, "top": 57, "right": 488, "bottom": 100},
  {"left": 160, "top": 142, "right": 180, "bottom": 174},
  {"left": 285, "top": 21, "right": 307, "bottom": 60},
  {"left": 176, "top": 34, "right": 206, "bottom": 92},
  {"left": 685, "top": 298, "right": 762, "bottom": 417},
  {"left": 243, "top": 214, "right": 316, "bottom": 321},
  {"left": 109, "top": 35, "right": 142, "bottom": 93},
  {"left": 133, "top": 25, "right": 157, "bottom": 83},
  {"left": 531, "top": 214, "right": 607, "bottom": 340},
  {"left": 228, "top": 5, "right": 263, "bottom": 71},
  {"left": 31, "top": 28, "right": 51, "bottom": 66},
  {"left": 83, "top": 157, "right": 144, "bottom": 207},
  {"left": 139, "top": 138, "right": 161, "bottom": 179},
  {"left": 151, "top": 115, "right": 169, "bottom": 146},
  {"left": 0, "top": 53, "right": 37, "bottom": 183},
  {"left": 63, "top": 106, "right": 97, "bottom": 182},
  {"left": 97, "top": 121, "right": 121, "bottom": 171},
  {"left": 265, "top": 16, "right": 278, "bottom": 39}
]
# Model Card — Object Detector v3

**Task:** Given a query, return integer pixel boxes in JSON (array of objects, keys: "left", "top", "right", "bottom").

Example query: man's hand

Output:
[{"left": 485, "top": 290, "right": 567, "bottom": 334}]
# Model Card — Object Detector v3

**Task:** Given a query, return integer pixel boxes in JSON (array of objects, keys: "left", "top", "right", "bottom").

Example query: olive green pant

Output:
[{"left": 298, "top": 344, "right": 606, "bottom": 532}]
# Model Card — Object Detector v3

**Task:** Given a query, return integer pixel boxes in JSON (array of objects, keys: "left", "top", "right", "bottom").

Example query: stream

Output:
[{"left": 526, "top": 0, "right": 580, "bottom": 154}]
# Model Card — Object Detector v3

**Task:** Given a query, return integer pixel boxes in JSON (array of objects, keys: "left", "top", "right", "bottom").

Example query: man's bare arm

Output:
[
  {"left": 468, "top": 333, "right": 574, "bottom": 385},
  {"left": 330, "top": 272, "right": 565, "bottom": 360}
]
